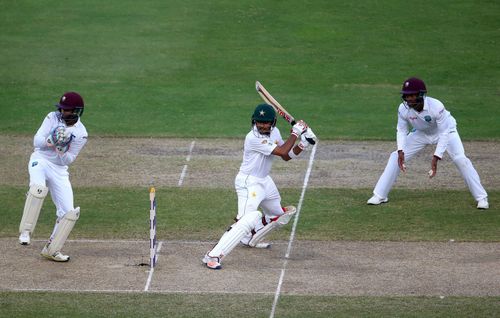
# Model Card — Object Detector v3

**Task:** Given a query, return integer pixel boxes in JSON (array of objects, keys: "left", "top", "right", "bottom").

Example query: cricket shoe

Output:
[
  {"left": 477, "top": 198, "right": 489, "bottom": 210},
  {"left": 202, "top": 253, "right": 221, "bottom": 270},
  {"left": 19, "top": 231, "right": 31, "bottom": 245},
  {"left": 41, "top": 244, "right": 70, "bottom": 262},
  {"left": 240, "top": 235, "right": 271, "bottom": 249},
  {"left": 367, "top": 194, "right": 388, "bottom": 205},
  {"left": 283, "top": 205, "right": 297, "bottom": 214},
  {"left": 241, "top": 242, "right": 271, "bottom": 249}
]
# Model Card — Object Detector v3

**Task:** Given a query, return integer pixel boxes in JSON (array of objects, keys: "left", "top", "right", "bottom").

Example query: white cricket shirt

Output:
[
  {"left": 31, "top": 112, "right": 88, "bottom": 167},
  {"left": 396, "top": 96, "right": 457, "bottom": 158},
  {"left": 238, "top": 126, "right": 284, "bottom": 178}
]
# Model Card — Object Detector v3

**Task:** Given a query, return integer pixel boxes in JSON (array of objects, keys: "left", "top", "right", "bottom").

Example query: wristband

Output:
[{"left": 288, "top": 149, "right": 299, "bottom": 159}]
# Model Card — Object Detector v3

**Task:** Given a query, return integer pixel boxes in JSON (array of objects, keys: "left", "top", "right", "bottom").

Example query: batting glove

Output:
[
  {"left": 303, "top": 127, "right": 317, "bottom": 144},
  {"left": 298, "top": 134, "right": 309, "bottom": 150},
  {"left": 291, "top": 120, "right": 308, "bottom": 137}
]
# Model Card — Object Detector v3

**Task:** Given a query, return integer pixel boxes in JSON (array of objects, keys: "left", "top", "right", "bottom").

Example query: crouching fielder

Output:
[
  {"left": 203, "top": 103, "right": 316, "bottom": 269},
  {"left": 19, "top": 92, "right": 88, "bottom": 262},
  {"left": 367, "top": 77, "right": 488, "bottom": 209}
]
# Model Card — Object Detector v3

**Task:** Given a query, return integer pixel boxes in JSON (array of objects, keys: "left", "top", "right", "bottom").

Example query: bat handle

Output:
[{"left": 306, "top": 137, "right": 316, "bottom": 145}]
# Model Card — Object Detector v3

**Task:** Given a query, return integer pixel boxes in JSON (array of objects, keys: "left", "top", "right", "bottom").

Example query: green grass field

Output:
[
  {"left": 1, "top": 0, "right": 499, "bottom": 140},
  {"left": 1, "top": 0, "right": 499, "bottom": 317}
]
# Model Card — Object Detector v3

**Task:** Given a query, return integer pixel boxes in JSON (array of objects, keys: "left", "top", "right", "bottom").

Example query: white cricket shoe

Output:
[
  {"left": 367, "top": 194, "right": 388, "bottom": 205},
  {"left": 41, "top": 244, "right": 70, "bottom": 262},
  {"left": 283, "top": 205, "right": 297, "bottom": 214},
  {"left": 202, "top": 253, "right": 222, "bottom": 270},
  {"left": 242, "top": 242, "right": 271, "bottom": 249},
  {"left": 477, "top": 198, "right": 489, "bottom": 210},
  {"left": 240, "top": 235, "right": 271, "bottom": 249},
  {"left": 19, "top": 231, "right": 31, "bottom": 245}
]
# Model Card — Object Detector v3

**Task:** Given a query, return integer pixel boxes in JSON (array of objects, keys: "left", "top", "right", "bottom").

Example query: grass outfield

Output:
[
  {"left": 1, "top": 187, "right": 498, "bottom": 241},
  {"left": 0, "top": 0, "right": 499, "bottom": 140},
  {"left": 1, "top": 0, "right": 499, "bottom": 317},
  {"left": 1, "top": 292, "right": 499, "bottom": 318}
]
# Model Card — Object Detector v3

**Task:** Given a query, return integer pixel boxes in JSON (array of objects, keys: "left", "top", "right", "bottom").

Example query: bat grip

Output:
[{"left": 306, "top": 137, "right": 316, "bottom": 145}]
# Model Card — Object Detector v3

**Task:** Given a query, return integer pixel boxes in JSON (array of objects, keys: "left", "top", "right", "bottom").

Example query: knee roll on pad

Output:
[
  {"left": 235, "top": 210, "right": 262, "bottom": 232},
  {"left": 19, "top": 184, "right": 48, "bottom": 233},
  {"left": 47, "top": 207, "right": 80, "bottom": 255},
  {"left": 210, "top": 210, "right": 262, "bottom": 258},
  {"left": 248, "top": 207, "right": 297, "bottom": 247}
]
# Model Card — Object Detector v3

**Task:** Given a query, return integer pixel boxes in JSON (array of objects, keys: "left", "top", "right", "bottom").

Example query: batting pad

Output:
[
  {"left": 249, "top": 206, "right": 296, "bottom": 247},
  {"left": 19, "top": 184, "right": 48, "bottom": 233},
  {"left": 210, "top": 210, "right": 262, "bottom": 258},
  {"left": 47, "top": 207, "right": 80, "bottom": 255}
]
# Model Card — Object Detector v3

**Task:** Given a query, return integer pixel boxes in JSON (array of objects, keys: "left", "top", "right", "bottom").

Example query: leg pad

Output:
[
  {"left": 248, "top": 206, "right": 296, "bottom": 247},
  {"left": 46, "top": 208, "right": 80, "bottom": 255},
  {"left": 19, "top": 184, "right": 48, "bottom": 233}
]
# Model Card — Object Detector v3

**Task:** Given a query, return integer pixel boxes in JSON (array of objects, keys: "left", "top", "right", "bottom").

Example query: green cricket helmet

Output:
[{"left": 251, "top": 103, "right": 276, "bottom": 126}]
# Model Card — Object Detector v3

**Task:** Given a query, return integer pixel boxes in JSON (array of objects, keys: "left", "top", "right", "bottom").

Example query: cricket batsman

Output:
[{"left": 203, "top": 103, "right": 316, "bottom": 269}]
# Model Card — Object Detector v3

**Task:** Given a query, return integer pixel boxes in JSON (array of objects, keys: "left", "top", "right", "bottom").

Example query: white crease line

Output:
[
  {"left": 144, "top": 241, "right": 163, "bottom": 292},
  {"left": 270, "top": 143, "right": 317, "bottom": 318},
  {"left": 178, "top": 140, "right": 196, "bottom": 187}
]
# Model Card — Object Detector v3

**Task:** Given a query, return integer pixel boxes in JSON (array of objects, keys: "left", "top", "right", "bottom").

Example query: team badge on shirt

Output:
[{"left": 261, "top": 140, "right": 268, "bottom": 144}]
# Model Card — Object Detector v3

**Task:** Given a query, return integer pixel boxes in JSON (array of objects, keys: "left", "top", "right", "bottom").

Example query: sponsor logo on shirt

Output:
[
  {"left": 32, "top": 161, "right": 38, "bottom": 167},
  {"left": 409, "top": 116, "right": 417, "bottom": 120},
  {"left": 424, "top": 115, "right": 431, "bottom": 122}
]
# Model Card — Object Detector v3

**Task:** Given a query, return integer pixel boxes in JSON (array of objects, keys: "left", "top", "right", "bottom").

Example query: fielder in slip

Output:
[
  {"left": 18, "top": 92, "right": 88, "bottom": 262},
  {"left": 367, "top": 77, "right": 488, "bottom": 210},
  {"left": 203, "top": 103, "right": 316, "bottom": 269}
]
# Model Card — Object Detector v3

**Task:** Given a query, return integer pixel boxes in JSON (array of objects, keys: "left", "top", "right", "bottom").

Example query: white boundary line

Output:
[
  {"left": 178, "top": 140, "right": 196, "bottom": 186},
  {"left": 270, "top": 143, "right": 317, "bottom": 318}
]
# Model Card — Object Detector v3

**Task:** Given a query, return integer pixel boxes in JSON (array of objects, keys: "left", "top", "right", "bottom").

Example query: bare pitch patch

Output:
[
  {"left": 1, "top": 136, "right": 499, "bottom": 297},
  {"left": 1, "top": 238, "right": 499, "bottom": 296},
  {"left": 1, "top": 136, "right": 499, "bottom": 189}
]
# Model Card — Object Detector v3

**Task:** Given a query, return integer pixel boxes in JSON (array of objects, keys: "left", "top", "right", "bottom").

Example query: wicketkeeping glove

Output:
[{"left": 47, "top": 126, "right": 73, "bottom": 153}]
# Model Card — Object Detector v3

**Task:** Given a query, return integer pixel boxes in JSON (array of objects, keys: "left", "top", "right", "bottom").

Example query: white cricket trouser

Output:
[
  {"left": 235, "top": 173, "right": 284, "bottom": 219},
  {"left": 28, "top": 154, "right": 74, "bottom": 219},
  {"left": 373, "top": 129, "right": 488, "bottom": 201}
]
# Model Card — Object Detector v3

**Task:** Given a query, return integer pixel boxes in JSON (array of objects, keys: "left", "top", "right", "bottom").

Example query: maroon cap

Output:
[
  {"left": 401, "top": 77, "right": 427, "bottom": 95},
  {"left": 56, "top": 92, "right": 84, "bottom": 110}
]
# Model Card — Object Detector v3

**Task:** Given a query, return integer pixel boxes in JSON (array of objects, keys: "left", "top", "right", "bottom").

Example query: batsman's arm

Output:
[{"left": 255, "top": 81, "right": 316, "bottom": 145}]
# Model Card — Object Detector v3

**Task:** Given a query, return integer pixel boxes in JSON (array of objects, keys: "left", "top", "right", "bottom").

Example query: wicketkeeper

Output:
[
  {"left": 18, "top": 92, "right": 88, "bottom": 262},
  {"left": 203, "top": 103, "right": 316, "bottom": 269}
]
